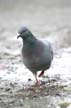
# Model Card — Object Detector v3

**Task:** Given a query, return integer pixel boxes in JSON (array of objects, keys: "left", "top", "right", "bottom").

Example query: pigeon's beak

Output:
[{"left": 17, "top": 34, "right": 21, "bottom": 39}]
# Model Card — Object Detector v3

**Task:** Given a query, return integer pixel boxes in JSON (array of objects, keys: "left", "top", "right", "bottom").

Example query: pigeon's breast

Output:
[{"left": 21, "top": 42, "right": 44, "bottom": 72}]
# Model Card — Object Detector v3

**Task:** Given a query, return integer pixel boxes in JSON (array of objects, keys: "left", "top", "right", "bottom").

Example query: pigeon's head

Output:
[
  {"left": 17, "top": 26, "right": 33, "bottom": 40},
  {"left": 17, "top": 26, "right": 37, "bottom": 45}
]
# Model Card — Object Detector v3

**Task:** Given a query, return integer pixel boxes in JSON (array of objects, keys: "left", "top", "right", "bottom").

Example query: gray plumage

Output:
[{"left": 17, "top": 26, "right": 53, "bottom": 77}]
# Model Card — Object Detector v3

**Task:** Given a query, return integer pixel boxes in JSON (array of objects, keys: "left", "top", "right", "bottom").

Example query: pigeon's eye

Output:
[{"left": 21, "top": 33, "right": 28, "bottom": 39}]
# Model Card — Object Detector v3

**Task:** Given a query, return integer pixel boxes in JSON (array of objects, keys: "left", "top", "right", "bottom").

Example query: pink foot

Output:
[{"left": 35, "top": 79, "right": 42, "bottom": 85}]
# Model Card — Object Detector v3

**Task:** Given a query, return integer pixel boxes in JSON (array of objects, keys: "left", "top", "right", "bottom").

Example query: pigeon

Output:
[{"left": 17, "top": 26, "right": 53, "bottom": 84}]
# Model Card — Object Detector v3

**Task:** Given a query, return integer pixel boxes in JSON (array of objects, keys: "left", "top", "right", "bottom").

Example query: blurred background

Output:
[
  {"left": 0, "top": 0, "right": 71, "bottom": 108},
  {"left": 0, "top": 0, "right": 71, "bottom": 33}
]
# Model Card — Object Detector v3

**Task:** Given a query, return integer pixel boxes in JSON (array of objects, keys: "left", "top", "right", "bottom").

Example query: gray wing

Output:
[{"left": 33, "top": 39, "right": 53, "bottom": 71}]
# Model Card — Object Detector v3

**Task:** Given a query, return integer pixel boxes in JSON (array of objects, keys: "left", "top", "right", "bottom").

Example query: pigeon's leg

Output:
[
  {"left": 35, "top": 71, "right": 45, "bottom": 85},
  {"left": 34, "top": 74, "right": 42, "bottom": 85},
  {"left": 35, "top": 75, "right": 39, "bottom": 84},
  {"left": 38, "top": 70, "right": 45, "bottom": 77}
]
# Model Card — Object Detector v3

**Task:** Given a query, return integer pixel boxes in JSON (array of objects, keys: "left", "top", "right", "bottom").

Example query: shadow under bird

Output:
[{"left": 17, "top": 27, "right": 53, "bottom": 84}]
